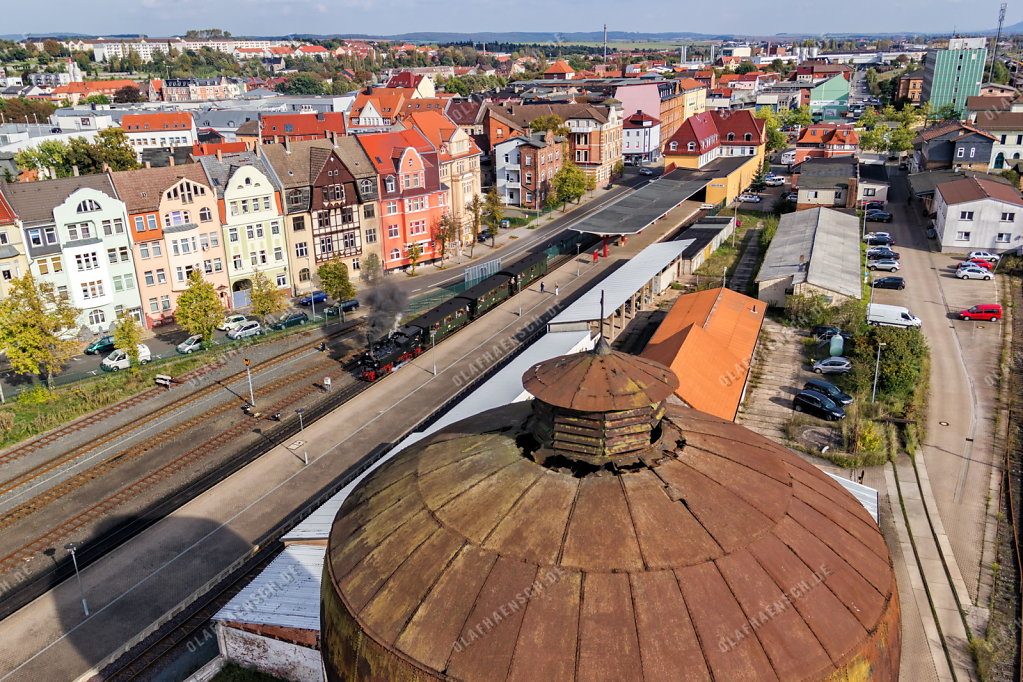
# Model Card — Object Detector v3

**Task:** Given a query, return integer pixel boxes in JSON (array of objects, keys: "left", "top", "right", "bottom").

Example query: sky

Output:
[{"left": 0, "top": 0, "right": 1009, "bottom": 38}]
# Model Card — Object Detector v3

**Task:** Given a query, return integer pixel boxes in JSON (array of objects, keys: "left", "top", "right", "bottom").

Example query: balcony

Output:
[
  {"left": 504, "top": 163, "right": 520, "bottom": 171},
  {"left": 505, "top": 181, "right": 521, "bottom": 189}
]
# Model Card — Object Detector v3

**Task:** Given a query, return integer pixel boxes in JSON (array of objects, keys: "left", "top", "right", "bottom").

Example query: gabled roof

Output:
[
  {"left": 0, "top": 190, "right": 17, "bottom": 224},
  {"left": 796, "top": 123, "right": 859, "bottom": 146},
  {"left": 350, "top": 87, "right": 415, "bottom": 119},
  {"left": 402, "top": 98, "right": 450, "bottom": 113},
  {"left": 623, "top": 111, "right": 660, "bottom": 128},
  {"left": 641, "top": 287, "right": 765, "bottom": 421},
  {"left": 1, "top": 175, "right": 117, "bottom": 224},
  {"left": 259, "top": 112, "right": 347, "bottom": 137},
  {"left": 916, "top": 120, "right": 995, "bottom": 143},
  {"left": 484, "top": 102, "right": 613, "bottom": 130},
  {"left": 664, "top": 109, "right": 764, "bottom": 154},
  {"left": 110, "top": 164, "right": 210, "bottom": 214},
  {"left": 355, "top": 128, "right": 436, "bottom": 175},
  {"left": 544, "top": 60, "right": 575, "bottom": 75},
  {"left": 445, "top": 100, "right": 482, "bottom": 125},
  {"left": 937, "top": 176, "right": 1023, "bottom": 207},
  {"left": 121, "top": 112, "right": 194, "bottom": 132},
  {"left": 404, "top": 111, "right": 481, "bottom": 162},
  {"left": 196, "top": 151, "right": 281, "bottom": 197},
  {"left": 972, "top": 111, "right": 1023, "bottom": 131},
  {"left": 192, "top": 141, "right": 248, "bottom": 156},
  {"left": 967, "top": 95, "right": 1017, "bottom": 112},
  {"left": 675, "top": 78, "right": 706, "bottom": 91},
  {"left": 50, "top": 79, "right": 137, "bottom": 95},
  {"left": 385, "top": 72, "right": 424, "bottom": 89}
]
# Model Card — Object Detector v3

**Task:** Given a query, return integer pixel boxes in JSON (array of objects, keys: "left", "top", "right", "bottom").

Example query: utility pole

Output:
[
  {"left": 990, "top": 3, "right": 1008, "bottom": 81},
  {"left": 603, "top": 24, "right": 608, "bottom": 63}
]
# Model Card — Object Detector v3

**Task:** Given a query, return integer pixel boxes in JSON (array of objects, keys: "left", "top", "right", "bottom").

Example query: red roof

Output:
[
  {"left": 405, "top": 110, "right": 481, "bottom": 162},
  {"left": 0, "top": 190, "right": 17, "bottom": 224},
  {"left": 350, "top": 88, "right": 415, "bottom": 121},
  {"left": 121, "top": 112, "right": 194, "bottom": 132},
  {"left": 267, "top": 46, "right": 293, "bottom": 55},
  {"left": 297, "top": 45, "right": 329, "bottom": 53},
  {"left": 386, "top": 72, "right": 424, "bottom": 89},
  {"left": 623, "top": 111, "right": 661, "bottom": 128},
  {"left": 544, "top": 60, "right": 575, "bottom": 74},
  {"left": 51, "top": 79, "right": 137, "bottom": 96},
  {"left": 259, "top": 112, "right": 347, "bottom": 138},
  {"left": 192, "top": 142, "right": 248, "bottom": 157},
  {"left": 356, "top": 128, "right": 436, "bottom": 175},
  {"left": 665, "top": 109, "right": 765, "bottom": 155},
  {"left": 796, "top": 123, "right": 859, "bottom": 147},
  {"left": 676, "top": 78, "right": 706, "bottom": 91}
]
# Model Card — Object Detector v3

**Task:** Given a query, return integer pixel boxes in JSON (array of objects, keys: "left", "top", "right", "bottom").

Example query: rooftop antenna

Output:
[
  {"left": 990, "top": 3, "right": 1008, "bottom": 82},
  {"left": 598, "top": 289, "right": 605, "bottom": 345}
]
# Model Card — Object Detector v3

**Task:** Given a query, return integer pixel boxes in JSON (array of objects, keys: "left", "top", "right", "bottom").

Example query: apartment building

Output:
[
  {"left": 494, "top": 130, "right": 563, "bottom": 210},
  {"left": 0, "top": 190, "right": 28, "bottom": 298},
  {"left": 110, "top": 166, "right": 231, "bottom": 327},
  {"left": 262, "top": 137, "right": 381, "bottom": 294},
  {"left": 922, "top": 37, "right": 987, "bottom": 117},
  {"left": 199, "top": 151, "right": 289, "bottom": 307},
  {"left": 356, "top": 129, "right": 448, "bottom": 271},
  {"left": 4, "top": 176, "right": 143, "bottom": 335},
  {"left": 121, "top": 112, "right": 198, "bottom": 161}
]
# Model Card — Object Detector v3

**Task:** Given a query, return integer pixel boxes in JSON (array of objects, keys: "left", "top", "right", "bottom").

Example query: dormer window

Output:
[
  {"left": 76, "top": 199, "right": 101, "bottom": 213},
  {"left": 385, "top": 176, "right": 396, "bottom": 192},
  {"left": 744, "top": 133, "right": 753, "bottom": 142},
  {"left": 727, "top": 133, "right": 735, "bottom": 141},
  {"left": 687, "top": 142, "right": 696, "bottom": 151},
  {"left": 669, "top": 141, "right": 678, "bottom": 151},
  {"left": 244, "top": 177, "right": 252, "bottom": 185}
]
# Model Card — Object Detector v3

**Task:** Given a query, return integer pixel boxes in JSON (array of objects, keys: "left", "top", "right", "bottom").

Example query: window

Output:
[
  {"left": 67, "top": 223, "right": 92, "bottom": 241},
  {"left": 323, "top": 185, "right": 345, "bottom": 202},
  {"left": 351, "top": 258, "right": 360, "bottom": 270},
  {"left": 147, "top": 215, "right": 158, "bottom": 230},
  {"left": 863, "top": 188, "right": 876, "bottom": 197},
  {"left": 405, "top": 196, "right": 426, "bottom": 212},
  {"left": 292, "top": 216, "right": 306, "bottom": 232},
  {"left": 75, "top": 253, "right": 100, "bottom": 271},
  {"left": 727, "top": 132, "right": 735, "bottom": 141},
  {"left": 134, "top": 216, "right": 145, "bottom": 232},
  {"left": 386, "top": 200, "right": 399, "bottom": 215},
  {"left": 276, "top": 272, "right": 287, "bottom": 287},
  {"left": 808, "top": 191, "right": 819, "bottom": 199},
  {"left": 360, "top": 179, "right": 374, "bottom": 196},
  {"left": 38, "top": 255, "right": 62, "bottom": 275},
  {"left": 385, "top": 176, "right": 396, "bottom": 193},
  {"left": 389, "top": 248, "right": 401, "bottom": 260},
  {"left": 102, "top": 219, "right": 124, "bottom": 235},
  {"left": 1001, "top": 212, "right": 1015, "bottom": 222},
  {"left": 299, "top": 267, "right": 311, "bottom": 282},
  {"left": 153, "top": 268, "right": 166, "bottom": 283},
  {"left": 112, "top": 273, "right": 135, "bottom": 291},
  {"left": 744, "top": 133, "right": 752, "bottom": 142},
  {"left": 161, "top": 295, "right": 171, "bottom": 310},
  {"left": 228, "top": 227, "right": 239, "bottom": 242},
  {"left": 76, "top": 199, "right": 101, "bottom": 213},
  {"left": 164, "top": 210, "right": 191, "bottom": 227},
  {"left": 363, "top": 203, "right": 375, "bottom": 218},
  {"left": 232, "top": 254, "right": 243, "bottom": 270},
  {"left": 960, "top": 211, "right": 974, "bottom": 221},
  {"left": 295, "top": 241, "right": 309, "bottom": 258},
  {"left": 996, "top": 232, "right": 1012, "bottom": 242},
  {"left": 149, "top": 297, "right": 159, "bottom": 313},
  {"left": 956, "top": 147, "right": 965, "bottom": 158},
  {"left": 263, "top": 196, "right": 271, "bottom": 211},
  {"left": 388, "top": 224, "right": 400, "bottom": 239},
  {"left": 145, "top": 270, "right": 155, "bottom": 286},
  {"left": 246, "top": 224, "right": 264, "bottom": 240},
  {"left": 955, "top": 231, "right": 971, "bottom": 241},
  {"left": 139, "top": 242, "right": 151, "bottom": 260},
  {"left": 80, "top": 280, "right": 105, "bottom": 299},
  {"left": 271, "top": 221, "right": 280, "bottom": 235},
  {"left": 409, "top": 220, "right": 427, "bottom": 235},
  {"left": 88, "top": 309, "right": 105, "bottom": 325},
  {"left": 274, "top": 246, "right": 284, "bottom": 261}
]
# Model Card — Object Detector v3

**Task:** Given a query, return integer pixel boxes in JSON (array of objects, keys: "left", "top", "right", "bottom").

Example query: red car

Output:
[
  {"left": 959, "top": 259, "right": 995, "bottom": 270},
  {"left": 958, "top": 304, "right": 1002, "bottom": 321}
]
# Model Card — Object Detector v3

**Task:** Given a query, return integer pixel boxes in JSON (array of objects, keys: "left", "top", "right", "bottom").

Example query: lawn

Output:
[{"left": 692, "top": 212, "right": 779, "bottom": 292}]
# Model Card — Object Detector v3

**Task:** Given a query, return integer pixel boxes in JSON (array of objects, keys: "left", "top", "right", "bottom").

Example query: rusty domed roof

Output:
[
  {"left": 521, "top": 340, "right": 680, "bottom": 413},
  {"left": 322, "top": 401, "right": 901, "bottom": 681}
]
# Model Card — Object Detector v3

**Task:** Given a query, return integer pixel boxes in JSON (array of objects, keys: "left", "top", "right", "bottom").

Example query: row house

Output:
[
  {"left": 162, "top": 77, "right": 245, "bottom": 103},
  {"left": 198, "top": 150, "right": 290, "bottom": 308},
  {"left": 494, "top": 130, "right": 563, "bottom": 210},
  {"left": 0, "top": 191, "right": 28, "bottom": 298},
  {"left": 261, "top": 137, "right": 381, "bottom": 294},
  {"left": 110, "top": 166, "right": 231, "bottom": 327},
  {"left": 356, "top": 129, "right": 449, "bottom": 271},
  {"left": 622, "top": 111, "right": 661, "bottom": 165},
  {"left": 346, "top": 87, "right": 417, "bottom": 132},
  {"left": 897, "top": 73, "right": 924, "bottom": 103},
  {"left": 912, "top": 120, "right": 995, "bottom": 172},
  {"left": 121, "top": 112, "right": 198, "bottom": 161},
  {"left": 793, "top": 123, "right": 859, "bottom": 164},
  {"left": 237, "top": 112, "right": 348, "bottom": 145},
  {"left": 404, "top": 111, "right": 483, "bottom": 241},
  {"left": 384, "top": 72, "right": 437, "bottom": 98},
  {"left": 3, "top": 176, "right": 143, "bottom": 335},
  {"left": 483, "top": 103, "right": 623, "bottom": 185},
  {"left": 979, "top": 112, "right": 1023, "bottom": 171},
  {"left": 48, "top": 79, "right": 138, "bottom": 105}
]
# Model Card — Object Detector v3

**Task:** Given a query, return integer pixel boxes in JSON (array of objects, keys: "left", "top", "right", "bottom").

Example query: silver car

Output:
[
  {"left": 867, "top": 259, "right": 901, "bottom": 272},
  {"left": 956, "top": 266, "right": 993, "bottom": 281},
  {"left": 227, "top": 320, "right": 263, "bottom": 339},
  {"left": 813, "top": 356, "right": 852, "bottom": 375}
]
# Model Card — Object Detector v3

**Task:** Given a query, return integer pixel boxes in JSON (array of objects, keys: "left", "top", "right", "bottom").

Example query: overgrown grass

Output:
[
  {"left": 212, "top": 662, "right": 287, "bottom": 682},
  {"left": 692, "top": 213, "right": 764, "bottom": 288}
]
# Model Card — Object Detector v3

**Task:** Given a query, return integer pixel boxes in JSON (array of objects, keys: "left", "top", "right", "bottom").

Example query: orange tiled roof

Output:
[
  {"left": 351, "top": 87, "right": 415, "bottom": 119},
  {"left": 192, "top": 141, "right": 248, "bottom": 156},
  {"left": 544, "top": 60, "right": 575, "bottom": 74},
  {"left": 356, "top": 128, "right": 436, "bottom": 174},
  {"left": 641, "top": 287, "right": 765, "bottom": 421},
  {"left": 676, "top": 78, "right": 706, "bottom": 91},
  {"left": 51, "top": 79, "right": 137, "bottom": 95},
  {"left": 405, "top": 110, "right": 481, "bottom": 162},
  {"left": 121, "top": 112, "right": 194, "bottom": 132}
]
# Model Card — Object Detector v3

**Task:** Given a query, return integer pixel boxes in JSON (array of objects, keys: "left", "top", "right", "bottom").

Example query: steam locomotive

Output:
[{"left": 358, "top": 252, "right": 548, "bottom": 381}]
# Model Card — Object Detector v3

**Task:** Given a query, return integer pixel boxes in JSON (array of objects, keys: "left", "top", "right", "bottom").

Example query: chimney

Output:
[
  {"left": 101, "top": 163, "right": 110, "bottom": 172},
  {"left": 72, "top": 165, "right": 80, "bottom": 177},
  {"left": 284, "top": 136, "right": 291, "bottom": 153},
  {"left": 168, "top": 155, "right": 175, "bottom": 167},
  {"left": 216, "top": 149, "right": 223, "bottom": 161},
  {"left": 255, "top": 143, "right": 262, "bottom": 158},
  {"left": 798, "top": 254, "right": 806, "bottom": 271},
  {"left": 145, "top": 161, "right": 151, "bottom": 169}
]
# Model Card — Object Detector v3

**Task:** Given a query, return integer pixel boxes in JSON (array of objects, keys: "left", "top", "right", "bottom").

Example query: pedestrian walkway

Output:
[{"left": 728, "top": 226, "right": 761, "bottom": 294}]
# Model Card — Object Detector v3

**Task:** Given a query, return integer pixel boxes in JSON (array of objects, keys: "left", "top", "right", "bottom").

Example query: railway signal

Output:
[{"left": 243, "top": 358, "right": 255, "bottom": 407}]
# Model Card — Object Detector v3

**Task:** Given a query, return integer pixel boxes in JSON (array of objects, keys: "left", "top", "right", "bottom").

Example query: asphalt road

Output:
[{"left": 878, "top": 165, "right": 1002, "bottom": 601}]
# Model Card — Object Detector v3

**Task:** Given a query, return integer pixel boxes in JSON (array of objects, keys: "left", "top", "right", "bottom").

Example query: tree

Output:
[
  {"left": 317, "top": 257, "right": 357, "bottom": 302},
  {"left": 175, "top": 270, "right": 223, "bottom": 347},
  {"left": 42, "top": 39, "right": 64, "bottom": 57},
  {"left": 864, "top": 68, "right": 880, "bottom": 95},
  {"left": 782, "top": 105, "right": 813, "bottom": 129},
  {"left": 0, "top": 274, "right": 79, "bottom": 387},
  {"left": 755, "top": 106, "right": 787, "bottom": 152},
  {"left": 934, "top": 103, "right": 960, "bottom": 122},
  {"left": 67, "top": 128, "right": 140, "bottom": 174},
  {"left": 858, "top": 108, "right": 881, "bottom": 130},
  {"left": 113, "top": 85, "right": 145, "bottom": 103},
  {"left": 359, "top": 253, "right": 382, "bottom": 286},
  {"left": 466, "top": 194, "right": 484, "bottom": 257},
  {"left": 407, "top": 242, "right": 422, "bottom": 275},
  {"left": 112, "top": 311, "right": 143, "bottom": 373},
  {"left": 15, "top": 140, "right": 72, "bottom": 178},
  {"left": 551, "top": 163, "right": 587, "bottom": 208},
  {"left": 442, "top": 76, "right": 470, "bottom": 96},
  {"left": 82, "top": 94, "right": 110, "bottom": 105},
  {"left": 612, "top": 159, "right": 625, "bottom": 178},
  {"left": 483, "top": 186, "right": 504, "bottom": 239},
  {"left": 735, "top": 61, "right": 758, "bottom": 75},
  {"left": 249, "top": 271, "right": 287, "bottom": 323},
  {"left": 529, "top": 114, "right": 569, "bottom": 136},
  {"left": 275, "top": 73, "right": 324, "bottom": 95},
  {"left": 432, "top": 213, "right": 460, "bottom": 261}
]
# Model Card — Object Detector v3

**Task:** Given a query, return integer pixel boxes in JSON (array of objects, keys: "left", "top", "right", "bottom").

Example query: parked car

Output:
[
  {"left": 227, "top": 320, "right": 263, "bottom": 339},
  {"left": 84, "top": 335, "right": 116, "bottom": 355},
  {"left": 866, "top": 235, "right": 896, "bottom": 246},
  {"left": 863, "top": 231, "right": 891, "bottom": 242},
  {"left": 865, "top": 210, "right": 893, "bottom": 223},
  {"left": 218, "top": 314, "right": 248, "bottom": 331},
  {"left": 785, "top": 191, "right": 798, "bottom": 202},
  {"left": 299, "top": 290, "right": 328, "bottom": 306},
  {"left": 867, "top": 259, "right": 901, "bottom": 272},
  {"left": 803, "top": 378, "right": 854, "bottom": 406},
  {"left": 793, "top": 389, "right": 847, "bottom": 421},
  {"left": 958, "top": 258, "right": 994, "bottom": 271},
  {"left": 270, "top": 312, "right": 310, "bottom": 330},
  {"left": 176, "top": 335, "right": 205, "bottom": 354},
  {"left": 737, "top": 193, "right": 762, "bottom": 203},
  {"left": 872, "top": 276, "right": 905, "bottom": 290},
  {"left": 956, "top": 266, "right": 994, "bottom": 281},
  {"left": 866, "top": 247, "right": 900, "bottom": 260},
  {"left": 765, "top": 176, "right": 785, "bottom": 186},
  {"left": 101, "top": 344, "right": 152, "bottom": 372},
  {"left": 957, "top": 304, "right": 1002, "bottom": 321},
  {"left": 811, "top": 326, "right": 852, "bottom": 342},
  {"left": 926, "top": 227, "right": 937, "bottom": 239},
  {"left": 864, "top": 201, "right": 886, "bottom": 211},
  {"left": 868, "top": 303, "right": 922, "bottom": 328},
  {"left": 968, "top": 250, "right": 1000, "bottom": 263},
  {"left": 638, "top": 167, "right": 654, "bottom": 176},
  {"left": 812, "top": 356, "right": 852, "bottom": 375}
]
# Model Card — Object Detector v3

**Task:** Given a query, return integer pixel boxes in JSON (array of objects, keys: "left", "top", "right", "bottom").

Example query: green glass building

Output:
[{"left": 921, "top": 38, "right": 988, "bottom": 117}]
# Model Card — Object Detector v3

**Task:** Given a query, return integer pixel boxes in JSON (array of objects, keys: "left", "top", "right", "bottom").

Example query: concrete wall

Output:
[
  {"left": 217, "top": 624, "right": 323, "bottom": 682},
  {"left": 757, "top": 276, "right": 792, "bottom": 307}
]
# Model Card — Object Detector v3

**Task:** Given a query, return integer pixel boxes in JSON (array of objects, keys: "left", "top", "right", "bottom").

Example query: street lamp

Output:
[
  {"left": 243, "top": 358, "right": 255, "bottom": 407},
  {"left": 871, "top": 342, "right": 888, "bottom": 403},
  {"left": 64, "top": 542, "right": 89, "bottom": 617},
  {"left": 295, "top": 408, "right": 308, "bottom": 465}
]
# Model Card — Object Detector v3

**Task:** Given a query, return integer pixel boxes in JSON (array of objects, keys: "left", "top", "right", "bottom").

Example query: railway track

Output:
[{"left": 0, "top": 322, "right": 364, "bottom": 500}]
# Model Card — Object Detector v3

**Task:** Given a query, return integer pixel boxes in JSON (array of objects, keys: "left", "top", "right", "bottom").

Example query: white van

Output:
[
  {"left": 867, "top": 303, "right": 921, "bottom": 328},
  {"left": 780, "top": 150, "right": 796, "bottom": 165},
  {"left": 101, "top": 344, "right": 152, "bottom": 372}
]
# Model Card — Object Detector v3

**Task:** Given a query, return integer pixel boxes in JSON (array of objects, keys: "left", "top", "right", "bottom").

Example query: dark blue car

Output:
[{"left": 299, "top": 290, "right": 328, "bottom": 306}]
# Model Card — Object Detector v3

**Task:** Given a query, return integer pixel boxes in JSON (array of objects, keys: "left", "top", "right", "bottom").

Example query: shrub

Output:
[
  {"left": 786, "top": 292, "right": 832, "bottom": 328},
  {"left": 0, "top": 411, "right": 13, "bottom": 431},
  {"left": 17, "top": 385, "right": 52, "bottom": 405}
]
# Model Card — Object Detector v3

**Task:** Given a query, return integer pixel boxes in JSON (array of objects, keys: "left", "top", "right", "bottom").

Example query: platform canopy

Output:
[{"left": 570, "top": 169, "right": 709, "bottom": 236}]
